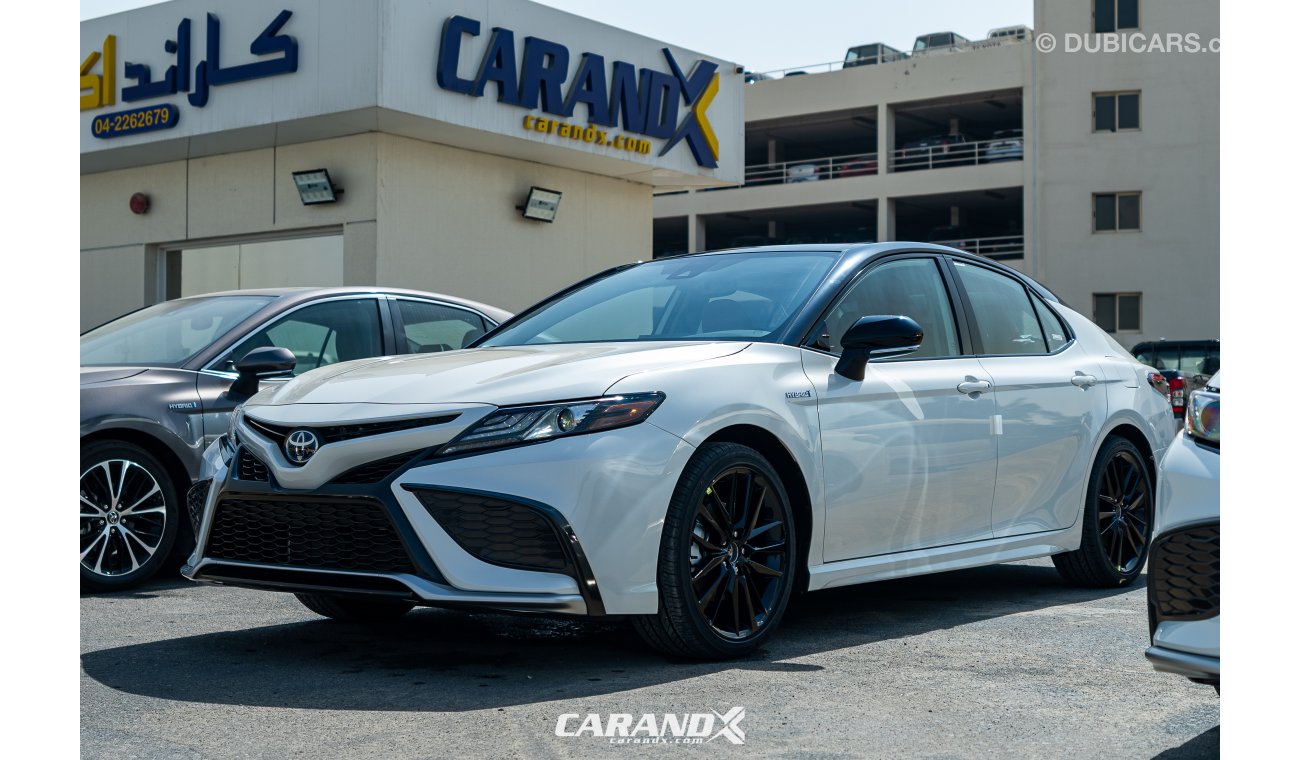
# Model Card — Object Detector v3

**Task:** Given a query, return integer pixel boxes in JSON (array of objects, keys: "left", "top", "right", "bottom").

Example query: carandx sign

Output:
[{"left": 436, "top": 15, "right": 721, "bottom": 168}]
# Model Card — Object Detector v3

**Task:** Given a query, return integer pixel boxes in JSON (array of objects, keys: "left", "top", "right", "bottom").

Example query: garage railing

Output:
[
  {"left": 931, "top": 235, "right": 1025, "bottom": 261},
  {"left": 889, "top": 137, "right": 1023, "bottom": 171}
]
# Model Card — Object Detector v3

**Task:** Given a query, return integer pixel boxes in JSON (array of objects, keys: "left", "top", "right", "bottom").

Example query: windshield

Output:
[
  {"left": 81, "top": 295, "right": 275, "bottom": 367},
  {"left": 481, "top": 252, "right": 839, "bottom": 347}
]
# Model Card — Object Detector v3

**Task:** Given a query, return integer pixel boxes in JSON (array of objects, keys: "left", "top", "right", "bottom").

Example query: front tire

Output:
[
  {"left": 633, "top": 442, "right": 797, "bottom": 660},
  {"left": 80, "top": 441, "right": 180, "bottom": 591},
  {"left": 1053, "top": 436, "right": 1154, "bottom": 588},
  {"left": 295, "top": 593, "right": 415, "bottom": 622}
]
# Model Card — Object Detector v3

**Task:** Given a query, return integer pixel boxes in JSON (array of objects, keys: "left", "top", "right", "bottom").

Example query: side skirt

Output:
[{"left": 806, "top": 526, "right": 1079, "bottom": 592}]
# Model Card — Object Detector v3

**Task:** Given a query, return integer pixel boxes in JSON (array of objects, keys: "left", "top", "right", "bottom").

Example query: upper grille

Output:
[
  {"left": 410, "top": 488, "right": 570, "bottom": 573},
  {"left": 246, "top": 414, "right": 459, "bottom": 446},
  {"left": 329, "top": 451, "right": 424, "bottom": 485},
  {"left": 237, "top": 450, "right": 270, "bottom": 482},
  {"left": 205, "top": 496, "right": 416, "bottom": 574},
  {"left": 186, "top": 480, "right": 211, "bottom": 534},
  {"left": 1148, "top": 522, "right": 1220, "bottom": 624}
]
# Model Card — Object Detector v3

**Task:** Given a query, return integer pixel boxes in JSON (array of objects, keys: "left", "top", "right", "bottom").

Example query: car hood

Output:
[
  {"left": 80, "top": 367, "right": 148, "bottom": 385},
  {"left": 253, "top": 342, "right": 751, "bottom": 408}
]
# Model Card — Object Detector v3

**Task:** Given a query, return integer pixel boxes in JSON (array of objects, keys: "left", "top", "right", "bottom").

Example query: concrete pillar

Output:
[
  {"left": 688, "top": 214, "right": 707, "bottom": 253},
  {"left": 767, "top": 139, "right": 780, "bottom": 166},
  {"left": 876, "top": 104, "right": 894, "bottom": 173},
  {"left": 876, "top": 199, "right": 896, "bottom": 242},
  {"left": 949, "top": 116, "right": 960, "bottom": 134},
  {"left": 767, "top": 220, "right": 784, "bottom": 241}
]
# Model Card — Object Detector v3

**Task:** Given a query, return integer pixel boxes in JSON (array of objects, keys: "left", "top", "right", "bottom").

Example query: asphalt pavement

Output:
[{"left": 81, "top": 558, "right": 1218, "bottom": 759}]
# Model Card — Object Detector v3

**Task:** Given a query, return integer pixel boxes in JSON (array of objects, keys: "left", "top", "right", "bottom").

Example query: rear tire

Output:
[
  {"left": 295, "top": 593, "right": 415, "bottom": 622},
  {"left": 1053, "top": 436, "right": 1154, "bottom": 588},
  {"left": 633, "top": 442, "right": 797, "bottom": 660}
]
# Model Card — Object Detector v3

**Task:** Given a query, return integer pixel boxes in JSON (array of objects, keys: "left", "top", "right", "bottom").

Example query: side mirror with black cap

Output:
[
  {"left": 230, "top": 347, "right": 296, "bottom": 397},
  {"left": 834, "top": 315, "right": 925, "bottom": 381}
]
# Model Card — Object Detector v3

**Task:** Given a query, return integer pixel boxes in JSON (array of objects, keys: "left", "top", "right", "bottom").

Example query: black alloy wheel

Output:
[
  {"left": 1053, "top": 436, "right": 1154, "bottom": 587},
  {"left": 80, "top": 441, "right": 179, "bottom": 591},
  {"left": 634, "top": 443, "right": 797, "bottom": 659}
]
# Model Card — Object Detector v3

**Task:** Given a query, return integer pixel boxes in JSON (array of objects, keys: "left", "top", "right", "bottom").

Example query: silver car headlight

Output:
[
  {"left": 440, "top": 392, "right": 666, "bottom": 455},
  {"left": 1185, "top": 387, "right": 1219, "bottom": 447},
  {"left": 220, "top": 404, "right": 246, "bottom": 460}
]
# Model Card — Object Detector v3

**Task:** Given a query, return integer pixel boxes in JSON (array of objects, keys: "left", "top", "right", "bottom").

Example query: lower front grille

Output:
[
  {"left": 186, "top": 480, "right": 211, "bottom": 534},
  {"left": 330, "top": 451, "right": 423, "bottom": 485},
  {"left": 237, "top": 450, "right": 270, "bottom": 482},
  {"left": 206, "top": 496, "right": 416, "bottom": 574},
  {"left": 1148, "top": 521, "right": 1220, "bottom": 625},
  {"left": 409, "top": 488, "right": 570, "bottom": 573}
]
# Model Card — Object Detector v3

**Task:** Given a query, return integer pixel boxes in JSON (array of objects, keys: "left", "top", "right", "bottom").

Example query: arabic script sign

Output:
[{"left": 80, "top": 9, "right": 300, "bottom": 138}]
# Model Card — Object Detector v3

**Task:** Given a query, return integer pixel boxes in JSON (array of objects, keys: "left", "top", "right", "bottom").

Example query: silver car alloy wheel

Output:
[{"left": 80, "top": 459, "right": 169, "bottom": 577}]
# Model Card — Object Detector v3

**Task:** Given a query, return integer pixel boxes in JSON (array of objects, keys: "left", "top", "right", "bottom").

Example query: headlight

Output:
[
  {"left": 1185, "top": 388, "right": 1219, "bottom": 446},
  {"left": 221, "top": 404, "right": 246, "bottom": 457},
  {"left": 440, "top": 392, "right": 666, "bottom": 455}
]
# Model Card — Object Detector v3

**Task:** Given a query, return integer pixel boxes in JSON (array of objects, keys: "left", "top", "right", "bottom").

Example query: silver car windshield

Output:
[
  {"left": 80, "top": 295, "right": 275, "bottom": 367},
  {"left": 482, "top": 252, "right": 839, "bottom": 346}
]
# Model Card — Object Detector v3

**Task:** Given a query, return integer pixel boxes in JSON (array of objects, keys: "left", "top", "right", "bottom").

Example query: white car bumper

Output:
[
  {"left": 183, "top": 423, "right": 696, "bottom": 616},
  {"left": 1146, "top": 431, "right": 1220, "bottom": 683}
]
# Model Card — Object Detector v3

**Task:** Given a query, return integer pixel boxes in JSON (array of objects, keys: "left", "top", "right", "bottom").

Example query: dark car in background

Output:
[
  {"left": 80, "top": 287, "right": 510, "bottom": 591},
  {"left": 844, "top": 42, "right": 907, "bottom": 67},
  {"left": 1131, "top": 339, "right": 1220, "bottom": 421},
  {"left": 896, "top": 133, "right": 976, "bottom": 170}
]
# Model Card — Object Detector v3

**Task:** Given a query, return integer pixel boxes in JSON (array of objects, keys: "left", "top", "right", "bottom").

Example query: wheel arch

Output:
[
  {"left": 80, "top": 427, "right": 194, "bottom": 498},
  {"left": 699, "top": 424, "right": 814, "bottom": 594}
]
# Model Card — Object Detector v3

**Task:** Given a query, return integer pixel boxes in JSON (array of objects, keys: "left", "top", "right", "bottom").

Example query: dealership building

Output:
[
  {"left": 80, "top": 0, "right": 742, "bottom": 329},
  {"left": 653, "top": 0, "right": 1219, "bottom": 346}
]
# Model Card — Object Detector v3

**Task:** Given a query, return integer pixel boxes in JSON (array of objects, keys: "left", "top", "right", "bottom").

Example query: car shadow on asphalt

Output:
[
  {"left": 1151, "top": 726, "right": 1218, "bottom": 759},
  {"left": 81, "top": 562, "right": 1141, "bottom": 713}
]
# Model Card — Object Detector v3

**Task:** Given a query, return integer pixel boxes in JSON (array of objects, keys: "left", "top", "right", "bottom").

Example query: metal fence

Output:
[
  {"left": 890, "top": 136, "right": 1023, "bottom": 171},
  {"left": 931, "top": 235, "right": 1025, "bottom": 260}
]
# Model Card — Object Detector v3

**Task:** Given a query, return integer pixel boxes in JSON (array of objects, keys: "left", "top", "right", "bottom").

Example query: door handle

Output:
[
  {"left": 1071, "top": 374, "right": 1099, "bottom": 388},
  {"left": 957, "top": 379, "right": 992, "bottom": 395}
]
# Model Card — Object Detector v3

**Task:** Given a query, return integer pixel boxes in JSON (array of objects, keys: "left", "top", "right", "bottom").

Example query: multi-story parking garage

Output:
[{"left": 654, "top": 0, "right": 1219, "bottom": 346}]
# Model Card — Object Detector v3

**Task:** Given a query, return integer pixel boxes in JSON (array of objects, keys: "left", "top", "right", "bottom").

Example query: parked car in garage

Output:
[
  {"left": 912, "top": 31, "right": 971, "bottom": 55},
  {"left": 896, "top": 133, "right": 976, "bottom": 170},
  {"left": 184, "top": 243, "right": 1174, "bottom": 660},
  {"left": 844, "top": 42, "right": 907, "bottom": 67},
  {"left": 981, "top": 128, "right": 1024, "bottom": 163},
  {"left": 80, "top": 287, "right": 510, "bottom": 591},
  {"left": 1146, "top": 372, "right": 1219, "bottom": 693}
]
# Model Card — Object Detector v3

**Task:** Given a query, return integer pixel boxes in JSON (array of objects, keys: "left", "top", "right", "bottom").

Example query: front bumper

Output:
[
  {"left": 1145, "top": 644, "right": 1220, "bottom": 682},
  {"left": 184, "top": 421, "right": 695, "bottom": 616}
]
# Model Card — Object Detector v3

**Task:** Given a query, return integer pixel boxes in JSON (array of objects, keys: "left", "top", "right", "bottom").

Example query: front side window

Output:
[
  {"left": 953, "top": 262, "right": 1047, "bottom": 355},
  {"left": 212, "top": 298, "right": 382, "bottom": 375},
  {"left": 481, "top": 252, "right": 839, "bottom": 346},
  {"left": 1094, "top": 192, "right": 1141, "bottom": 231},
  {"left": 396, "top": 300, "right": 487, "bottom": 353},
  {"left": 815, "top": 258, "right": 960, "bottom": 359},
  {"left": 1093, "top": 92, "right": 1140, "bottom": 131},
  {"left": 1093, "top": 292, "right": 1141, "bottom": 332}
]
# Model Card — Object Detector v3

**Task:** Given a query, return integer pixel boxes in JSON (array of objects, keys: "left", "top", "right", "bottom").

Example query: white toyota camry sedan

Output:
[{"left": 184, "top": 244, "right": 1175, "bottom": 659}]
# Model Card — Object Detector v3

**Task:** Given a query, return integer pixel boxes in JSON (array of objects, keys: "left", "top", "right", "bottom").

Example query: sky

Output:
[{"left": 80, "top": 0, "right": 1033, "bottom": 74}]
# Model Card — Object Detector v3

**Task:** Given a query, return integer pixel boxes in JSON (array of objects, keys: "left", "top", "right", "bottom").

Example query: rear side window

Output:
[
  {"left": 1032, "top": 298, "right": 1070, "bottom": 352},
  {"left": 396, "top": 300, "right": 487, "bottom": 353},
  {"left": 952, "top": 262, "right": 1046, "bottom": 355}
]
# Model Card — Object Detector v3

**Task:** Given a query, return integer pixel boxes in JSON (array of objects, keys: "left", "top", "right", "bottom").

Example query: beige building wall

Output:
[
  {"left": 373, "top": 135, "right": 650, "bottom": 312},
  {"left": 1033, "top": 0, "right": 1220, "bottom": 344},
  {"left": 80, "top": 132, "right": 651, "bottom": 327}
]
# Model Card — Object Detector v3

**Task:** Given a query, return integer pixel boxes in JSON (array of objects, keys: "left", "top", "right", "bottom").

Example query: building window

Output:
[
  {"left": 1093, "top": 293, "right": 1141, "bottom": 332},
  {"left": 1093, "top": 92, "right": 1140, "bottom": 131},
  {"left": 1093, "top": 192, "right": 1141, "bottom": 231},
  {"left": 1094, "top": 0, "right": 1139, "bottom": 33}
]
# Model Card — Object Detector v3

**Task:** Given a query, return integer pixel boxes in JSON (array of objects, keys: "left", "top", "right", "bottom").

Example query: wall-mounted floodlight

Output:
[
  {"left": 520, "top": 186, "right": 562, "bottom": 223},
  {"left": 292, "top": 169, "right": 344, "bottom": 205}
]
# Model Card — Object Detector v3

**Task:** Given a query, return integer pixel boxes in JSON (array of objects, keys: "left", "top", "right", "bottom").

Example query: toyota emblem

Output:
[{"left": 285, "top": 429, "right": 319, "bottom": 464}]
